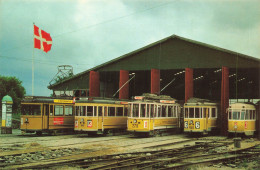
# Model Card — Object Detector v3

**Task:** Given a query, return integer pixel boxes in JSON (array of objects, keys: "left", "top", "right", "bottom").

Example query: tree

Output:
[{"left": 0, "top": 75, "right": 26, "bottom": 113}]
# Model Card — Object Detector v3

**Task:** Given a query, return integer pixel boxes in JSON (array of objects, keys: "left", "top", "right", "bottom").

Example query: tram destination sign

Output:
[{"left": 54, "top": 99, "right": 74, "bottom": 103}]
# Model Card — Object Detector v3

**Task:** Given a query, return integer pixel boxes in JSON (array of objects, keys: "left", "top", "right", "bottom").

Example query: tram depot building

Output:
[{"left": 48, "top": 34, "right": 260, "bottom": 136}]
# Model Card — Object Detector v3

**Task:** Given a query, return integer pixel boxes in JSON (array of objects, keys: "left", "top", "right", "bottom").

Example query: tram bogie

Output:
[
  {"left": 127, "top": 94, "right": 180, "bottom": 137},
  {"left": 184, "top": 98, "right": 219, "bottom": 135},
  {"left": 228, "top": 103, "right": 256, "bottom": 136},
  {"left": 74, "top": 98, "right": 128, "bottom": 135},
  {"left": 20, "top": 96, "right": 75, "bottom": 135}
]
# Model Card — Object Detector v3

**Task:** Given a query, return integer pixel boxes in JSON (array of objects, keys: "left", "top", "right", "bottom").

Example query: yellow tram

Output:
[
  {"left": 74, "top": 98, "right": 128, "bottom": 135},
  {"left": 228, "top": 103, "right": 256, "bottom": 136},
  {"left": 127, "top": 94, "right": 181, "bottom": 136},
  {"left": 20, "top": 96, "right": 75, "bottom": 135},
  {"left": 184, "top": 98, "right": 219, "bottom": 135}
]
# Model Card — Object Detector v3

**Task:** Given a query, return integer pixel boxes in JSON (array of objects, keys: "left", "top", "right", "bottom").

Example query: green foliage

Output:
[{"left": 0, "top": 75, "right": 26, "bottom": 112}]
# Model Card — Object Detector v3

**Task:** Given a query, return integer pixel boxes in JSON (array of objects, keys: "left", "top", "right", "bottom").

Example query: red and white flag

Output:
[{"left": 34, "top": 25, "right": 52, "bottom": 53}]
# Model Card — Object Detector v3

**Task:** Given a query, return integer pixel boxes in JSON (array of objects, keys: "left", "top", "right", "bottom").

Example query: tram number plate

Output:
[
  {"left": 132, "top": 124, "right": 138, "bottom": 128},
  {"left": 87, "top": 120, "right": 93, "bottom": 127}
]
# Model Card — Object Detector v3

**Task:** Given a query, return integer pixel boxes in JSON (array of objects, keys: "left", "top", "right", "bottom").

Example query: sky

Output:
[{"left": 0, "top": 0, "right": 259, "bottom": 96}]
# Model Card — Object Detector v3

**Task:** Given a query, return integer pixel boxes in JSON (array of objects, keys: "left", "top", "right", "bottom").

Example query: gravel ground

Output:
[{"left": 1, "top": 130, "right": 260, "bottom": 169}]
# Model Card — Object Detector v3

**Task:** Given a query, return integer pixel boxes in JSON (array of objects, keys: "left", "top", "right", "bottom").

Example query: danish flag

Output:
[{"left": 34, "top": 25, "right": 52, "bottom": 53}]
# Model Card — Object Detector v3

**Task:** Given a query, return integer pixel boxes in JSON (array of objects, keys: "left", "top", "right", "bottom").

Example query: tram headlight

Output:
[{"left": 134, "top": 119, "right": 137, "bottom": 123}]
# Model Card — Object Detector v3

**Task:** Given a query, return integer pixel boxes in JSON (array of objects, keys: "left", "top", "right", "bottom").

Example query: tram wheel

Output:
[
  {"left": 154, "top": 130, "right": 160, "bottom": 137},
  {"left": 36, "top": 131, "right": 42, "bottom": 136}
]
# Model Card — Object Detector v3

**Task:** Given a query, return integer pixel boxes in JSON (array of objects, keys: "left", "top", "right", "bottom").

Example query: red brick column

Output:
[
  {"left": 151, "top": 69, "right": 160, "bottom": 95},
  {"left": 221, "top": 66, "right": 229, "bottom": 136},
  {"left": 119, "top": 70, "right": 129, "bottom": 99},
  {"left": 89, "top": 71, "right": 100, "bottom": 97},
  {"left": 185, "top": 68, "right": 193, "bottom": 102}
]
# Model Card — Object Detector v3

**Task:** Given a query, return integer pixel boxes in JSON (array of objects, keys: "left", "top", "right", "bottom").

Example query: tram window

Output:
[
  {"left": 173, "top": 106, "right": 177, "bottom": 118},
  {"left": 150, "top": 104, "right": 155, "bottom": 118},
  {"left": 124, "top": 107, "right": 128, "bottom": 117},
  {"left": 184, "top": 108, "right": 188, "bottom": 118},
  {"left": 108, "top": 107, "right": 115, "bottom": 116},
  {"left": 161, "top": 105, "right": 167, "bottom": 117},
  {"left": 228, "top": 111, "right": 232, "bottom": 119},
  {"left": 65, "top": 106, "right": 73, "bottom": 116},
  {"left": 140, "top": 104, "right": 146, "bottom": 117},
  {"left": 203, "top": 108, "right": 207, "bottom": 118},
  {"left": 45, "top": 105, "right": 49, "bottom": 116},
  {"left": 31, "top": 105, "right": 41, "bottom": 115},
  {"left": 76, "top": 106, "right": 80, "bottom": 116},
  {"left": 189, "top": 108, "right": 194, "bottom": 118},
  {"left": 21, "top": 105, "right": 30, "bottom": 115},
  {"left": 168, "top": 106, "right": 173, "bottom": 117},
  {"left": 253, "top": 110, "right": 256, "bottom": 120},
  {"left": 212, "top": 108, "right": 217, "bottom": 118},
  {"left": 87, "top": 106, "right": 94, "bottom": 116},
  {"left": 240, "top": 110, "right": 245, "bottom": 120},
  {"left": 195, "top": 108, "right": 200, "bottom": 118},
  {"left": 133, "top": 104, "right": 139, "bottom": 117},
  {"left": 117, "top": 107, "right": 123, "bottom": 116},
  {"left": 50, "top": 105, "right": 53, "bottom": 116},
  {"left": 250, "top": 110, "right": 253, "bottom": 120},
  {"left": 245, "top": 110, "right": 249, "bottom": 119},
  {"left": 104, "top": 107, "right": 108, "bottom": 116},
  {"left": 54, "top": 105, "right": 64, "bottom": 116},
  {"left": 93, "top": 106, "right": 97, "bottom": 116},
  {"left": 128, "top": 105, "right": 131, "bottom": 117},
  {"left": 157, "top": 105, "right": 162, "bottom": 117},
  {"left": 147, "top": 104, "right": 151, "bottom": 117},
  {"left": 98, "top": 106, "right": 102, "bottom": 116},
  {"left": 80, "top": 106, "right": 86, "bottom": 116},
  {"left": 232, "top": 111, "right": 240, "bottom": 120}
]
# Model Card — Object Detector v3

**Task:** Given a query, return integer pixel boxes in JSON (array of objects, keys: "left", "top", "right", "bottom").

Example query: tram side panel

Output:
[
  {"left": 21, "top": 98, "right": 75, "bottom": 135},
  {"left": 74, "top": 103, "right": 128, "bottom": 134}
]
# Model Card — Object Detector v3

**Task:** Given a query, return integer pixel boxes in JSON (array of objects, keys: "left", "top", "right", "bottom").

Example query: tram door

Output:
[
  {"left": 97, "top": 106, "right": 102, "bottom": 130},
  {"left": 42, "top": 104, "right": 49, "bottom": 129},
  {"left": 203, "top": 108, "right": 209, "bottom": 131}
]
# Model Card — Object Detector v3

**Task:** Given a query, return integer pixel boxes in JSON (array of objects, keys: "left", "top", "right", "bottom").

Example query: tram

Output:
[
  {"left": 228, "top": 103, "right": 256, "bottom": 136},
  {"left": 20, "top": 96, "right": 75, "bottom": 135},
  {"left": 184, "top": 98, "right": 219, "bottom": 135},
  {"left": 74, "top": 97, "right": 128, "bottom": 135},
  {"left": 127, "top": 94, "right": 181, "bottom": 136}
]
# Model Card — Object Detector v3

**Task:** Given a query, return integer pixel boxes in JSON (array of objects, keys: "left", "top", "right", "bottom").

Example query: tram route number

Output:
[
  {"left": 75, "top": 120, "right": 78, "bottom": 128},
  {"left": 245, "top": 121, "right": 248, "bottom": 129},
  {"left": 195, "top": 121, "right": 200, "bottom": 129},
  {"left": 184, "top": 121, "right": 188, "bottom": 128},
  {"left": 144, "top": 121, "right": 148, "bottom": 128},
  {"left": 87, "top": 120, "right": 93, "bottom": 127},
  {"left": 132, "top": 124, "right": 138, "bottom": 128}
]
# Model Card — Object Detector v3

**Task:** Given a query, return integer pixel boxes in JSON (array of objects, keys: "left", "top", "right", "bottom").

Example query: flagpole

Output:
[{"left": 32, "top": 22, "right": 35, "bottom": 96}]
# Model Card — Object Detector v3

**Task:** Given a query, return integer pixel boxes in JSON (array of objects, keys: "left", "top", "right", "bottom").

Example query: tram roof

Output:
[
  {"left": 48, "top": 34, "right": 260, "bottom": 91},
  {"left": 229, "top": 102, "right": 256, "bottom": 109}
]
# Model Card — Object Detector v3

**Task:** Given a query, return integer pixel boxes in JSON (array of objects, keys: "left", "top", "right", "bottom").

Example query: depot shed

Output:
[
  {"left": 48, "top": 34, "right": 259, "bottom": 101},
  {"left": 48, "top": 34, "right": 260, "bottom": 136}
]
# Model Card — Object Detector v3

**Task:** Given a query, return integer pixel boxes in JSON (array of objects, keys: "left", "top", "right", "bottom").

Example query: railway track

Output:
[
  {"left": 76, "top": 142, "right": 260, "bottom": 170},
  {"left": 2, "top": 135, "right": 259, "bottom": 169},
  {"left": 1, "top": 136, "right": 193, "bottom": 169}
]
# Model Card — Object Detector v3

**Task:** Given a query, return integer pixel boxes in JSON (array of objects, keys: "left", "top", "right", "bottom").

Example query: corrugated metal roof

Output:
[{"left": 48, "top": 34, "right": 259, "bottom": 89}]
